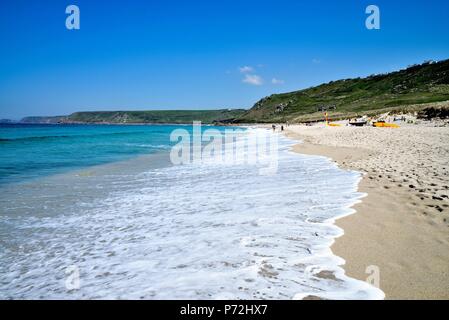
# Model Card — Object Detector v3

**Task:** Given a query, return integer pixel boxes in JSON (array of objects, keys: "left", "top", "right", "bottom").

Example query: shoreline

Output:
[{"left": 284, "top": 124, "right": 449, "bottom": 299}]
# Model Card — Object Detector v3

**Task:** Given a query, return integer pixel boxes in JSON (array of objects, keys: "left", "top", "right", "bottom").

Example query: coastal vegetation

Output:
[{"left": 237, "top": 59, "right": 449, "bottom": 123}]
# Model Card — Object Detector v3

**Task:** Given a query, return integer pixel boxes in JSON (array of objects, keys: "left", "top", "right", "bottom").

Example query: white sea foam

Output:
[{"left": 0, "top": 128, "right": 384, "bottom": 299}]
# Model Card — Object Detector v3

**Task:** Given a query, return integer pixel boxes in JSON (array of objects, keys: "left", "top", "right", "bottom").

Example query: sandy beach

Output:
[{"left": 285, "top": 122, "right": 449, "bottom": 299}]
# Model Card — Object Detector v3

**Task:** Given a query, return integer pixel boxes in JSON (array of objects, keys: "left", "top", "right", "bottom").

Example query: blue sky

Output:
[{"left": 0, "top": 0, "right": 448, "bottom": 119}]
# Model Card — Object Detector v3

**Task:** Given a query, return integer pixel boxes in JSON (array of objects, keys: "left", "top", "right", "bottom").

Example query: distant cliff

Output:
[
  {"left": 66, "top": 109, "right": 245, "bottom": 124},
  {"left": 0, "top": 119, "right": 15, "bottom": 124},
  {"left": 20, "top": 116, "right": 68, "bottom": 124},
  {"left": 20, "top": 109, "right": 245, "bottom": 125}
]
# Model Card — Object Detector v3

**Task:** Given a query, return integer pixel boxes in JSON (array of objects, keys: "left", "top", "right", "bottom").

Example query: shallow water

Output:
[
  {"left": 0, "top": 123, "right": 206, "bottom": 185},
  {"left": 0, "top": 127, "right": 384, "bottom": 299}
]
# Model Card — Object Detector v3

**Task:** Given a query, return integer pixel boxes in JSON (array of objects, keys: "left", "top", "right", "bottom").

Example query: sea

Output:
[{"left": 0, "top": 123, "right": 384, "bottom": 299}]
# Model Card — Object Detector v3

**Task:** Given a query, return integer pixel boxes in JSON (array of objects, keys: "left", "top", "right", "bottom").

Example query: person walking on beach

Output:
[
  {"left": 281, "top": 125, "right": 284, "bottom": 131},
  {"left": 272, "top": 124, "right": 276, "bottom": 132}
]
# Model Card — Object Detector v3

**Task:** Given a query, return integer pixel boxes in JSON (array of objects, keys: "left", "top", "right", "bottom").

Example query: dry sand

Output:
[{"left": 285, "top": 123, "right": 449, "bottom": 299}]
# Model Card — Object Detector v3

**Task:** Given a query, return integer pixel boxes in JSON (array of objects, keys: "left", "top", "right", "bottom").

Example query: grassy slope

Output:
[
  {"left": 67, "top": 109, "right": 246, "bottom": 124},
  {"left": 237, "top": 59, "right": 449, "bottom": 123}
]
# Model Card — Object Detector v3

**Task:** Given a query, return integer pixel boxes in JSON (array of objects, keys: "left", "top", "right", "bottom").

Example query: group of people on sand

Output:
[{"left": 271, "top": 123, "right": 287, "bottom": 132}]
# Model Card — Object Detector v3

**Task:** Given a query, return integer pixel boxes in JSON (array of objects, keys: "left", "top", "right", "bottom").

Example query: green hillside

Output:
[
  {"left": 66, "top": 109, "right": 245, "bottom": 124},
  {"left": 237, "top": 59, "right": 449, "bottom": 123}
]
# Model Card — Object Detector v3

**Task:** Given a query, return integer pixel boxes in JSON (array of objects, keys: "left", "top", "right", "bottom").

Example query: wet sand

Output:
[{"left": 285, "top": 123, "right": 449, "bottom": 299}]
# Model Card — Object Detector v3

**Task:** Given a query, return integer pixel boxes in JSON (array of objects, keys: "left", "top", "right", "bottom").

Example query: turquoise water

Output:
[{"left": 0, "top": 123, "right": 223, "bottom": 184}]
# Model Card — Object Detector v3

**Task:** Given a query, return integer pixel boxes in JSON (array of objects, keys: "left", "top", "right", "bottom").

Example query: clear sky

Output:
[{"left": 0, "top": 0, "right": 448, "bottom": 119}]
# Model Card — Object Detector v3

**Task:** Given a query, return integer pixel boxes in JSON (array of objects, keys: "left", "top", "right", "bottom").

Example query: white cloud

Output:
[
  {"left": 242, "top": 74, "right": 263, "bottom": 86},
  {"left": 239, "top": 66, "right": 254, "bottom": 73},
  {"left": 271, "top": 78, "right": 285, "bottom": 84}
]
